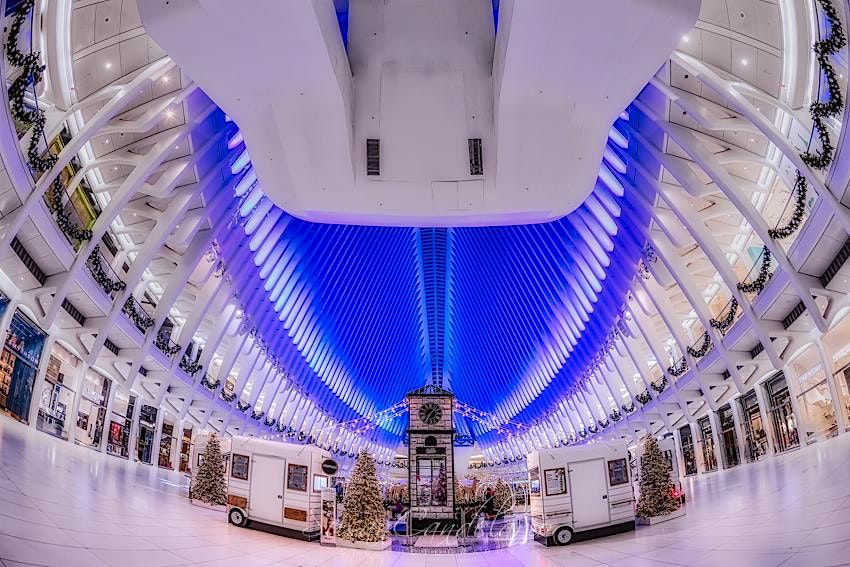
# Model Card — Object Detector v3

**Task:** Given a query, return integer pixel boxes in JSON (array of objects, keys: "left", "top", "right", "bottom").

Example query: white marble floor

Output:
[{"left": 1, "top": 417, "right": 849, "bottom": 567}]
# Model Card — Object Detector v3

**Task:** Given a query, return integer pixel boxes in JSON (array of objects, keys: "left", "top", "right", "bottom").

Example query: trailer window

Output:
[
  {"left": 529, "top": 466, "right": 540, "bottom": 496},
  {"left": 544, "top": 468, "right": 567, "bottom": 496},
  {"left": 287, "top": 463, "right": 308, "bottom": 492},
  {"left": 607, "top": 458, "right": 629, "bottom": 486},
  {"left": 313, "top": 474, "right": 328, "bottom": 492},
  {"left": 231, "top": 453, "right": 249, "bottom": 480}
]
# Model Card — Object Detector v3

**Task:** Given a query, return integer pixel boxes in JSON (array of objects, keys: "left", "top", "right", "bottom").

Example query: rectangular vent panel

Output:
[
  {"left": 10, "top": 237, "right": 46, "bottom": 284},
  {"left": 468, "top": 138, "right": 483, "bottom": 175},
  {"left": 104, "top": 338, "right": 120, "bottom": 356},
  {"left": 61, "top": 299, "right": 86, "bottom": 326},
  {"left": 366, "top": 138, "right": 380, "bottom": 176}
]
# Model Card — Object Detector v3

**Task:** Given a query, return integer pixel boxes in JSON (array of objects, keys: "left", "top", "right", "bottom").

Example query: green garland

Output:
[
  {"left": 800, "top": 0, "right": 847, "bottom": 170},
  {"left": 122, "top": 296, "right": 155, "bottom": 331},
  {"left": 154, "top": 333, "right": 181, "bottom": 357},
  {"left": 687, "top": 331, "right": 712, "bottom": 359},
  {"left": 651, "top": 375, "right": 669, "bottom": 393},
  {"left": 737, "top": 247, "right": 773, "bottom": 294},
  {"left": 768, "top": 173, "right": 809, "bottom": 240},
  {"left": 636, "top": 390, "right": 653, "bottom": 405},
  {"left": 709, "top": 298, "right": 738, "bottom": 334},
  {"left": 5, "top": 0, "right": 92, "bottom": 244},
  {"left": 179, "top": 353, "right": 203, "bottom": 376},
  {"left": 87, "top": 245, "right": 126, "bottom": 294},
  {"left": 733, "top": 0, "right": 844, "bottom": 298},
  {"left": 667, "top": 357, "right": 688, "bottom": 377}
]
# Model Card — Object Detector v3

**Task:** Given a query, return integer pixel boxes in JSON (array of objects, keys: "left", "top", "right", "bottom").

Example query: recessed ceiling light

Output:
[
  {"left": 162, "top": 76, "right": 170, "bottom": 83},
  {"left": 741, "top": 58, "right": 749, "bottom": 66},
  {"left": 103, "top": 138, "right": 110, "bottom": 144},
  {"left": 165, "top": 110, "right": 175, "bottom": 119},
  {"left": 681, "top": 35, "right": 689, "bottom": 43},
  {"left": 105, "top": 62, "right": 113, "bottom": 70}
]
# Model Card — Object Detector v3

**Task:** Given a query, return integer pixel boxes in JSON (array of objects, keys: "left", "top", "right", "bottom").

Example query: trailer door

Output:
[
  {"left": 568, "top": 458, "right": 610, "bottom": 528},
  {"left": 250, "top": 455, "right": 285, "bottom": 524}
]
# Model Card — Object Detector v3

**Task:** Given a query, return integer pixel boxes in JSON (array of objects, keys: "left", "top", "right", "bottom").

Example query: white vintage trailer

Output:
[
  {"left": 191, "top": 434, "right": 332, "bottom": 540},
  {"left": 527, "top": 442, "right": 635, "bottom": 546},
  {"left": 631, "top": 436, "right": 685, "bottom": 504}
]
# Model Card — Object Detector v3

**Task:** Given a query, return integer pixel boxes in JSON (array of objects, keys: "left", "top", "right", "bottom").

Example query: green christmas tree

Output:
[
  {"left": 432, "top": 461, "right": 448, "bottom": 504},
  {"left": 190, "top": 433, "right": 227, "bottom": 505},
  {"left": 338, "top": 450, "right": 387, "bottom": 543},
  {"left": 493, "top": 478, "right": 513, "bottom": 516},
  {"left": 635, "top": 435, "right": 679, "bottom": 518}
]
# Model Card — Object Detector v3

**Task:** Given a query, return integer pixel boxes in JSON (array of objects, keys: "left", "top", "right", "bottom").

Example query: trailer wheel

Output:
[
  {"left": 228, "top": 507, "right": 247, "bottom": 527},
  {"left": 553, "top": 526, "right": 573, "bottom": 546}
]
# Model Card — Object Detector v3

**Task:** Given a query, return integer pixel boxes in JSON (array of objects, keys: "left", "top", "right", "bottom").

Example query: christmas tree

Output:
[
  {"left": 636, "top": 435, "right": 679, "bottom": 518},
  {"left": 493, "top": 478, "right": 513, "bottom": 516},
  {"left": 338, "top": 450, "right": 387, "bottom": 543},
  {"left": 190, "top": 433, "right": 227, "bottom": 505},
  {"left": 432, "top": 461, "right": 448, "bottom": 504}
]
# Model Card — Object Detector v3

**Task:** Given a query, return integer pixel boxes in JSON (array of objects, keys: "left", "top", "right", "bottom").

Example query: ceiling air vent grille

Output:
[
  {"left": 366, "top": 138, "right": 380, "bottom": 176},
  {"left": 468, "top": 138, "right": 483, "bottom": 175}
]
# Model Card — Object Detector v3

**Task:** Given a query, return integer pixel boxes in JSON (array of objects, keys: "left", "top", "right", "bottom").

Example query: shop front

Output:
[
  {"left": 158, "top": 419, "right": 176, "bottom": 469},
  {"left": 137, "top": 404, "right": 158, "bottom": 464},
  {"left": 74, "top": 369, "right": 111, "bottom": 448},
  {"left": 717, "top": 404, "right": 739, "bottom": 468},
  {"left": 697, "top": 415, "right": 717, "bottom": 472},
  {"left": 179, "top": 425, "right": 193, "bottom": 473},
  {"left": 107, "top": 393, "right": 136, "bottom": 458},
  {"left": 678, "top": 424, "right": 698, "bottom": 475},
  {"left": 0, "top": 311, "right": 46, "bottom": 422},
  {"left": 36, "top": 344, "right": 82, "bottom": 440},
  {"left": 791, "top": 346, "right": 838, "bottom": 442},
  {"left": 739, "top": 390, "right": 768, "bottom": 461},
  {"left": 765, "top": 373, "right": 800, "bottom": 453}
]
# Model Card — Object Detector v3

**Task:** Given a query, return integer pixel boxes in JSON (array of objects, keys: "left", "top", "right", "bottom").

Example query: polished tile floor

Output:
[{"left": 1, "top": 417, "right": 849, "bottom": 567}]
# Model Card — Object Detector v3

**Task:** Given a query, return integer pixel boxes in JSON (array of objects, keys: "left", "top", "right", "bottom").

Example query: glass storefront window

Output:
[
  {"left": 36, "top": 345, "right": 82, "bottom": 440},
  {"left": 107, "top": 394, "right": 135, "bottom": 458},
  {"left": 158, "top": 421, "right": 175, "bottom": 469},
  {"left": 0, "top": 311, "right": 46, "bottom": 422},
  {"left": 765, "top": 373, "right": 800, "bottom": 453},
  {"left": 679, "top": 425, "right": 697, "bottom": 475},
  {"left": 739, "top": 391, "right": 767, "bottom": 461},
  {"left": 697, "top": 416, "right": 717, "bottom": 472},
  {"left": 179, "top": 426, "right": 192, "bottom": 473},
  {"left": 836, "top": 366, "right": 850, "bottom": 430},
  {"left": 792, "top": 346, "right": 838, "bottom": 441},
  {"left": 718, "top": 405, "right": 739, "bottom": 468},
  {"left": 74, "top": 370, "right": 110, "bottom": 448},
  {"left": 137, "top": 404, "right": 158, "bottom": 464}
]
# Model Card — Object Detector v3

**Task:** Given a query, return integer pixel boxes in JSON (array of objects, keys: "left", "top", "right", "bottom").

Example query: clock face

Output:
[{"left": 419, "top": 402, "right": 443, "bottom": 425}]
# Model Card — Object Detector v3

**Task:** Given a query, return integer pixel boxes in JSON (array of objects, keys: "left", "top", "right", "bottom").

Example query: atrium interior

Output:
[{"left": 1, "top": 0, "right": 850, "bottom": 566}]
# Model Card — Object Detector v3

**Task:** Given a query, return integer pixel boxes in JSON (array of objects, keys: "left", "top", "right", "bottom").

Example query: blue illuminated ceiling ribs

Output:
[
  {"left": 222, "top": 111, "right": 647, "bottom": 445},
  {"left": 418, "top": 228, "right": 452, "bottom": 388}
]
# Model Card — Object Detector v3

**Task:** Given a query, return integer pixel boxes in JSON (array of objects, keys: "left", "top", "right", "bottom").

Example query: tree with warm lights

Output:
[
  {"left": 338, "top": 450, "right": 387, "bottom": 543},
  {"left": 636, "top": 435, "right": 679, "bottom": 518}
]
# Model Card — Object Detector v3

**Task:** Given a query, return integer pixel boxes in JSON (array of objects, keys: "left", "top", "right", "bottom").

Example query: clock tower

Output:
[{"left": 406, "top": 385, "right": 456, "bottom": 528}]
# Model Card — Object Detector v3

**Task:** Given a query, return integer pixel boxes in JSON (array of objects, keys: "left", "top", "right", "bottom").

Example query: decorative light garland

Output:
[
  {"left": 737, "top": 247, "right": 773, "bottom": 294},
  {"left": 263, "top": 416, "right": 276, "bottom": 427},
  {"left": 651, "top": 375, "right": 669, "bottom": 393},
  {"left": 636, "top": 390, "right": 652, "bottom": 405},
  {"left": 154, "top": 332, "right": 181, "bottom": 358},
  {"left": 200, "top": 374, "right": 219, "bottom": 390},
  {"left": 179, "top": 353, "right": 203, "bottom": 376},
  {"left": 219, "top": 389, "right": 236, "bottom": 403},
  {"left": 5, "top": 0, "right": 92, "bottom": 244},
  {"left": 686, "top": 332, "right": 712, "bottom": 359},
  {"left": 622, "top": 402, "right": 635, "bottom": 414},
  {"left": 122, "top": 297, "right": 155, "bottom": 331},
  {"left": 609, "top": 409, "right": 622, "bottom": 422},
  {"left": 86, "top": 245, "right": 126, "bottom": 294},
  {"left": 768, "top": 173, "right": 809, "bottom": 240},
  {"left": 667, "top": 357, "right": 688, "bottom": 377},
  {"left": 800, "top": 0, "right": 846, "bottom": 171},
  {"left": 597, "top": 419, "right": 610, "bottom": 429},
  {"left": 709, "top": 298, "right": 738, "bottom": 334},
  {"left": 250, "top": 409, "right": 264, "bottom": 421},
  {"left": 236, "top": 400, "right": 250, "bottom": 413}
]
